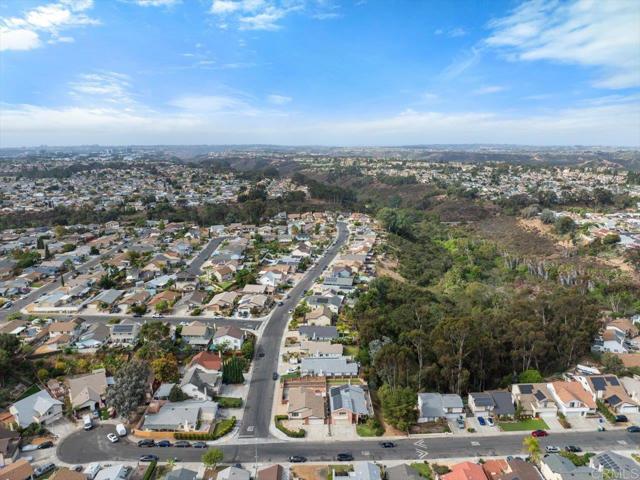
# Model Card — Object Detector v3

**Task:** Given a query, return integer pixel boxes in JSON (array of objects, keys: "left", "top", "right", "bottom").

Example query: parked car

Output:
[
  {"left": 565, "top": 446, "right": 582, "bottom": 453},
  {"left": 627, "top": 425, "right": 640, "bottom": 433},
  {"left": 486, "top": 417, "right": 494, "bottom": 427},
  {"left": 37, "top": 441, "right": 54, "bottom": 449},
  {"left": 272, "top": 372, "right": 279, "bottom": 380},
  {"left": 137, "top": 439, "right": 156, "bottom": 447},
  {"left": 258, "top": 351, "right": 265, "bottom": 358},
  {"left": 531, "top": 430, "right": 548, "bottom": 437},
  {"left": 21, "top": 444, "right": 38, "bottom": 452},
  {"left": 34, "top": 463, "right": 56, "bottom": 477},
  {"left": 192, "top": 442, "right": 207, "bottom": 448},
  {"left": 289, "top": 456, "right": 307, "bottom": 463},
  {"left": 478, "top": 417, "right": 486, "bottom": 426},
  {"left": 615, "top": 415, "right": 629, "bottom": 423},
  {"left": 139, "top": 455, "right": 159, "bottom": 462},
  {"left": 545, "top": 446, "right": 561, "bottom": 453},
  {"left": 152, "top": 313, "right": 163, "bottom": 318},
  {"left": 156, "top": 440, "right": 172, "bottom": 447},
  {"left": 456, "top": 418, "right": 465, "bottom": 429},
  {"left": 380, "top": 442, "right": 396, "bottom": 448},
  {"left": 106, "top": 433, "right": 119, "bottom": 443},
  {"left": 174, "top": 440, "right": 191, "bottom": 448},
  {"left": 116, "top": 423, "right": 127, "bottom": 436},
  {"left": 336, "top": 453, "right": 354, "bottom": 461}
]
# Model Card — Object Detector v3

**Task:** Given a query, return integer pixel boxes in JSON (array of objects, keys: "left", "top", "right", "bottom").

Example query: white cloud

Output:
[
  {"left": 473, "top": 85, "right": 506, "bottom": 95},
  {"left": 2, "top": 94, "right": 638, "bottom": 147},
  {"left": 435, "top": 27, "right": 467, "bottom": 37},
  {"left": 0, "top": 0, "right": 98, "bottom": 51},
  {"left": 134, "top": 0, "right": 181, "bottom": 6},
  {"left": 267, "top": 94, "right": 292, "bottom": 105},
  {"left": 69, "top": 71, "right": 135, "bottom": 105},
  {"left": 486, "top": 0, "right": 640, "bottom": 89}
]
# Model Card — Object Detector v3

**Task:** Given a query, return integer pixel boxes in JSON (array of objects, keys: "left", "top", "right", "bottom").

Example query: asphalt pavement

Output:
[
  {"left": 56, "top": 424, "right": 640, "bottom": 464},
  {"left": 237, "top": 222, "right": 349, "bottom": 439}
]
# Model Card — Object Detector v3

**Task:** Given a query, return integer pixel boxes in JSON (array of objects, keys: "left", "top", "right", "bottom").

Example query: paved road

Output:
[
  {"left": 57, "top": 314, "right": 262, "bottom": 330},
  {"left": 185, "top": 236, "right": 227, "bottom": 276},
  {"left": 238, "top": 222, "right": 349, "bottom": 439},
  {"left": 0, "top": 242, "right": 130, "bottom": 322},
  {"left": 57, "top": 425, "right": 640, "bottom": 464}
]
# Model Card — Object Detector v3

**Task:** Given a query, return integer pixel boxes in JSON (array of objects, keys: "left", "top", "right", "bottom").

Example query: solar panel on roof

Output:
[
  {"left": 606, "top": 394, "right": 621, "bottom": 405},
  {"left": 592, "top": 377, "right": 606, "bottom": 391},
  {"left": 606, "top": 376, "right": 620, "bottom": 386},
  {"left": 519, "top": 384, "right": 533, "bottom": 394},
  {"left": 534, "top": 391, "right": 547, "bottom": 401}
]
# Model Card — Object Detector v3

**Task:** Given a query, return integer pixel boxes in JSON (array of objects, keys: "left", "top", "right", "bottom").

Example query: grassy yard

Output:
[
  {"left": 356, "top": 423, "right": 382, "bottom": 437},
  {"left": 16, "top": 385, "right": 41, "bottom": 401},
  {"left": 212, "top": 417, "right": 236, "bottom": 438},
  {"left": 499, "top": 418, "right": 549, "bottom": 431},
  {"left": 213, "top": 396, "right": 243, "bottom": 408},
  {"left": 343, "top": 345, "right": 359, "bottom": 357},
  {"left": 410, "top": 463, "right": 432, "bottom": 479}
]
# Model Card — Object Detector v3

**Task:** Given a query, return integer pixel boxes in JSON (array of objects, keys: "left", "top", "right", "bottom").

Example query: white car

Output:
[
  {"left": 152, "top": 313, "right": 163, "bottom": 318},
  {"left": 107, "top": 433, "right": 119, "bottom": 443},
  {"left": 486, "top": 417, "right": 494, "bottom": 426},
  {"left": 545, "top": 446, "right": 560, "bottom": 453}
]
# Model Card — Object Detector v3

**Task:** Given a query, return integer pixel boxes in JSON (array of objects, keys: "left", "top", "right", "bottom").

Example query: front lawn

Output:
[
  {"left": 356, "top": 423, "right": 382, "bottom": 437},
  {"left": 410, "top": 463, "right": 433, "bottom": 479},
  {"left": 213, "top": 396, "right": 243, "bottom": 408},
  {"left": 499, "top": 418, "right": 549, "bottom": 431}
]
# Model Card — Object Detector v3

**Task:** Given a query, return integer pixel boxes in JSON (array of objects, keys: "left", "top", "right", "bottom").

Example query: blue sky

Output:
[{"left": 1, "top": 0, "right": 639, "bottom": 146}]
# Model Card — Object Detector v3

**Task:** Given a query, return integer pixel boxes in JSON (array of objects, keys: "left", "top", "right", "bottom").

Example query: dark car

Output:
[
  {"left": 272, "top": 372, "right": 279, "bottom": 380},
  {"left": 133, "top": 313, "right": 142, "bottom": 318},
  {"left": 174, "top": 440, "right": 191, "bottom": 448},
  {"left": 137, "top": 439, "right": 156, "bottom": 447},
  {"left": 565, "top": 446, "right": 582, "bottom": 453},
  {"left": 139, "top": 455, "right": 159, "bottom": 462},
  {"left": 531, "top": 430, "right": 548, "bottom": 437},
  {"left": 615, "top": 415, "right": 629, "bottom": 423},
  {"left": 380, "top": 442, "right": 396, "bottom": 448},
  {"left": 627, "top": 425, "right": 640, "bottom": 433},
  {"left": 110, "top": 307, "right": 121, "bottom": 313},
  {"left": 258, "top": 352, "right": 265, "bottom": 358},
  {"left": 192, "top": 442, "right": 207, "bottom": 448},
  {"left": 156, "top": 440, "right": 172, "bottom": 447},
  {"left": 37, "top": 441, "right": 54, "bottom": 449},
  {"left": 289, "top": 456, "right": 307, "bottom": 463},
  {"left": 336, "top": 453, "right": 354, "bottom": 461}
]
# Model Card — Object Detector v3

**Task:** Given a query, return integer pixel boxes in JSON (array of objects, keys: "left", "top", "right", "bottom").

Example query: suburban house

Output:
[
  {"left": 441, "top": 462, "right": 488, "bottom": 480},
  {"left": 300, "top": 341, "right": 343, "bottom": 358},
  {"left": 386, "top": 465, "right": 421, "bottom": 480},
  {"left": 148, "top": 290, "right": 181, "bottom": 310},
  {"left": 166, "top": 468, "right": 198, "bottom": 480},
  {"left": 217, "top": 467, "right": 251, "bottom": 480},
  {"left": 189, "top": 351, "right": 223, "bottom": 373},
  {"left": 94, "top": 465, "right": 129, "bottom": 480},
  {"left": 287, "top": 387, "right": 326, "bottom": 424},
  {"left": 211, "top": 325, "right": 245, "bottom": 351},
  {"left": 329, "top": 384, "right": 371, "bottom": 424},
  {"left": 76, "top": 323, "right": 110, "bottom": 349},
  {"left": 539, "top": 454, "right": 598, "bottom": 480},
  {"left": 589, "top": 452, "right": 640, "bottom": 478},
  {"left": 620, "top": 377, "right": 640, "bottom": 403},
  {"left": 468, "top": 392, "right": 495, "bottom": 415},
  {"left": 591, "top": 326, "right": 629, "bottom": 354},
  {"left": 0, "top": 425, "right": 20, "bottom": 465},
  {"left": 347, "top": 463, "right": 381, "bottom": 480},
  {"left": 142, "top": 400, "right": 218, "bottom": 432},
  {"left": 298, "top": 326, "right": 338, "bottom": 341},
  {"left": 547, "top": 381, "right": 597, "bottom": 417},
  {"left": 67, "top": 370, "right": 109, "bottom": 412},
  {"left": 206, "top": 291, "right": 238, "bottom": 315},
  {"left": 48, "top": 318, "right": 84, "bottom": 339},
  {"left": 490, "top": 459, "right": 544, "bottom": 480},
  {"left": 0, "top": 459, "right": 33, "bottom": 480},
  {"left": 300, "top": 357, "right": 358, "bottom": 377},
  {"left": 237, "top": 294, "right": 268, "bottom": 317},
  {"left": 89, "top": 289, "right": 124, "bottom": 309},
  {"left": 468, "top": 391, "right": 515, "bottom": 418},
  {"left": 10, "top": 390, "right": 63, "bottom": 428},
  {"left": 109, "top": 321, "right": 140, "bottom": 346},
  {"left": 211, "top": 265, "right": 235, "bottom": 283},
  {"left": 257, "top": 465, "right": 286, "bottom": 480},
  {"left": 576, "top": 374, "right": 639, "bottom": 414},
  {"left": 511, "top": 383, "right": 558, "bottom": 418},
  {"left": 180, "top": 321, "right": 213, "bottom": 349},
  {"left": 180, "top": 366, "right": 222, "bottom": 400},
  {"left": 417, "top": 393, "right": 464, "bottom": 423},
  {"left": 304, "top": 306, "right": 333, "bottom": 326},
  {"left": 306, "top": 295, "right": 342, "bottom": 314}
]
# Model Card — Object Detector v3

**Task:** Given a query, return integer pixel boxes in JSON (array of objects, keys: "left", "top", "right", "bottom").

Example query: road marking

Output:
[
  {"left": 416, "top": 448, "right": 428, "bottom": 459},
  {"left": 362, "top": 451, "right": 370, "bottom": 456},
  {"left": 617, "top": 440, "right": 627, "bottom": 445},
  {"left": 414, "top": 439, "right": 426, "bottom": 448},
  {"left": 247, "top": 426, "right": 254, "bottom": 432},
  {"left": 471, "top": 441, "right": 480, "bottom": 446}
]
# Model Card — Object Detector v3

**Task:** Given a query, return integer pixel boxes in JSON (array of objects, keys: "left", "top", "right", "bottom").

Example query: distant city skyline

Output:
[{"left": 1, "top": 0, "right": 639, "bottom": 147}]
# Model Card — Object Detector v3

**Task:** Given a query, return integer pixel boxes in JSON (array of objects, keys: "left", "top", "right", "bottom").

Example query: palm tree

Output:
[
  {"left": 165, "top": 458, "right": 176, "bottom": 470},
  {"left": 523, "top": 436, "right": 541, "bottom": 463}
]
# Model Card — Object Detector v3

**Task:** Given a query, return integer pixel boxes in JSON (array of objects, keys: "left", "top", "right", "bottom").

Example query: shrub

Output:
[
  {"left": 142, "top": 461, "right": 156, "bottom": 480},
  {"left": 174, "top": 417, "right": 236, "bottom": 440},
  {"left": 597, "top": 400, "right": 616, "bottom": 423}
]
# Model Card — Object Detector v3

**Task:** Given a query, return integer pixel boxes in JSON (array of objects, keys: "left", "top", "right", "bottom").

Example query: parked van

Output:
[
  {"left": 116, "top": 423, "right": 127, "bottom": 436},
  {"left": 83, "top": 464, "right": 101, "bottom": 480},
  {"left": 83, "top": 414, "right": 93, "bottom": 430}
]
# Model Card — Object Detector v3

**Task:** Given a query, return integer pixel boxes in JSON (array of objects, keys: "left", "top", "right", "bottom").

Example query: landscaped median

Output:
[
  {"left": 274, "top": 415, "right": 306, "bottom": 438},
  {"left": 498, "top": 418, "right": 549, "bottom": 431}
]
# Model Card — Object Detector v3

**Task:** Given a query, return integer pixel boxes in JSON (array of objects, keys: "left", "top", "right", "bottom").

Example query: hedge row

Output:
[
  {"left": 142, "top": 461, "right": 156, "bottom": 480},
  {"left": 174, "top": 417, "right": 236, "bottom": 441},
  {"left": 274, "top": 415, "right": 306, "bottom": 438}
]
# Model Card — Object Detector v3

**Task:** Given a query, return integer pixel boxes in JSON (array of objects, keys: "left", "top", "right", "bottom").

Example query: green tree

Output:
[
  {"left": 202, "top": 448, "right": 223, "bottom": 470},
  {"left": 518, "top": 369, "right": 543, "bottom": 383},
  {"left": 222, "top": 356, "right": 245, "bottom": 384},
  {"left": 105, "top": 359, "right": 151, "bottom": 419},
  {"left": 151, "top": 354, "right": 179, "bottom": 382},
  {"left": 601, "top": 353, "right": 624, "bottom": 375},
  {"left": 377, "top": 384, "right": 417, "bottom": 432},
  {"left": 168, "top": 384, "right": 190, "bottom": 402},
  {"left": 554, "top": 216, "right": 576, "bottom": 235},
  {"left": 155, "top": 300, "right": 169, "bottom": 313},
  {"left": 523, "top": 436, "right": 541, "bottom": 463}
]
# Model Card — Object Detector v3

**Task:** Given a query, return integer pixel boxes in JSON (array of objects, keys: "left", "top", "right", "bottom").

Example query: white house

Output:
[
  {"left": 211, "top": 325, "right": 244, "bottom": 351},
  {"left": 10, "top": 390, "right": 63, "bottom": 428}
]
